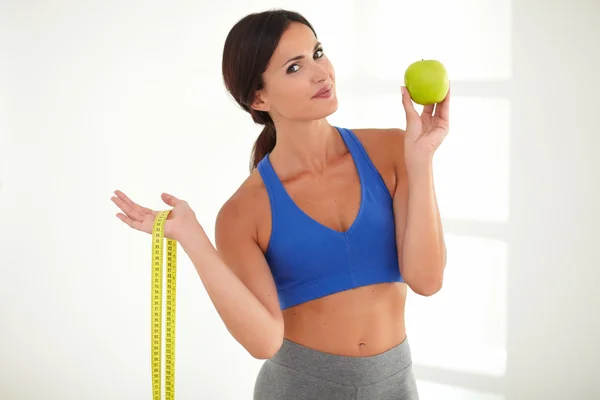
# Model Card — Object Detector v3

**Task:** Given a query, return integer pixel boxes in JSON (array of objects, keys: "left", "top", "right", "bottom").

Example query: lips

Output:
[{"left": 313, "top": 85, "right": 332, "bottom": 98}]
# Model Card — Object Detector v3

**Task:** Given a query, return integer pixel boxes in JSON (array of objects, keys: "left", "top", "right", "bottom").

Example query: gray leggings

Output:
[{"left": 254, "top": 337, "right": 419, "bottom": 400}]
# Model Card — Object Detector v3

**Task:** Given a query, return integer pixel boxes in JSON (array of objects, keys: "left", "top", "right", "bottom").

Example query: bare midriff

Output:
[{"left": 281, "top": 281, "right": 407, "bottom": 357}]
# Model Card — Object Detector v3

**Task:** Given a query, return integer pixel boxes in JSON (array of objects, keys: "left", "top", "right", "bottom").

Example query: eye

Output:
[
  {"left": 286, "top": 48, "right": 325, "bottom": 74},
  {"left": 287, "top": 64, "right": 300, "bottom": 74}
]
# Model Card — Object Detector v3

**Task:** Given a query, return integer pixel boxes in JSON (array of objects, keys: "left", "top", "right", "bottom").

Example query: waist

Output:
[
  {"left": 282, "top": 282, "right": 407, "bottom": 356},
  {"left": 269, "top": 335, "right": 413, "bottom": 387}
]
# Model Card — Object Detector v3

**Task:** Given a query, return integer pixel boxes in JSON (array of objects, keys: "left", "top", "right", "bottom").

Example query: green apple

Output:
[{"left": 404, "top": 59, "right": 449, "bottom": 105}]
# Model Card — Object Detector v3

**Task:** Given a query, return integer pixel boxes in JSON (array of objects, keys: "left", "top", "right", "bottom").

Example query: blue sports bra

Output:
[{"left": 257, "top": 126, "right": 403, "bottom": 310}]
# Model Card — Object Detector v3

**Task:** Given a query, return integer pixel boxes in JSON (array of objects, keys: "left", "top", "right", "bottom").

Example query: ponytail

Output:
[{"left": 250, "top": 122, "right": 276, "bottom": 172}]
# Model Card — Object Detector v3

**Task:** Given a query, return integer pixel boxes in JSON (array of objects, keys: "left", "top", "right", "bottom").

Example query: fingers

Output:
[
  {"left": 401, "top": 86, "right": 420, "bottom": 123},
  {"left": 161, "top": 193, "right": 184, "bottom": 207},
  {"left": 114, "top": 190, "right": 154, "bottom": 215},
  {"left": 112, "top": 190, "right": 183, "bottom": 233},
  {"left": 116, "top": 212, "right": 145, "bottom": 232},
  {"left": 422, "top": 104, "right": 435, "bottom": 118},
  {"left": 434, "top": 84, "right": 450, "bottom": 121},
  {"left": 112, "top": 195, "right": 145, "bottom": 221}
]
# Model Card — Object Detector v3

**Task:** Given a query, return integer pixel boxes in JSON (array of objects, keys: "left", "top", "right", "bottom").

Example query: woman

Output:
[{"left": 112, "top": 9, "right": 449, "bottom": 400}]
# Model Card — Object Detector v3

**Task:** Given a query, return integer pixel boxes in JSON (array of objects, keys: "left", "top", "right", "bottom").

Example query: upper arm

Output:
[
  {"left": 387, "top": 129, "right": 409, "bottom": 263},
  {"left": 214, "top": 194, "right": 284, "bottom": 330}
]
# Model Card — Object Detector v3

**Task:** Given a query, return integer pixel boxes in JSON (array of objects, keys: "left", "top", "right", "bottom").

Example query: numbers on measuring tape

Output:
[{"left": 151, "top": 210, "right": 177, "bottom": 400}]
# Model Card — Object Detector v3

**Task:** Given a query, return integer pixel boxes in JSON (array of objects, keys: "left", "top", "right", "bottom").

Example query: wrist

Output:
[
  {"left": 178, "top": 218, "right": 210, "bottom": 250},
  {"left": 405, "top": 157, "right": 433, "bottom": 180}
]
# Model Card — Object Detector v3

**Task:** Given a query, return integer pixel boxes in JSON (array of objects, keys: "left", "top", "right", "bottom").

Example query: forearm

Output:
[
  {"left": 402, "top": 161, "right": 446, "bottom": 295},
  {"left": 178, "top": 223, "right": 282, "bottom": 358}
]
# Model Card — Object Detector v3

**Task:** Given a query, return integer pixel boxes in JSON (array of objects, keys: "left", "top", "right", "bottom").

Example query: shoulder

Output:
[
  {"left": 339, "top": 127, "right": 407, "bottom": 195},
  {"left": 350, "top": 127, "right": 405, "bottom": 153},
  {"left": 215, "top": 169, "right": 269, "bottom": 243},
  {"left": 349, "top": 127, "right": 407, "bottom": 173}
]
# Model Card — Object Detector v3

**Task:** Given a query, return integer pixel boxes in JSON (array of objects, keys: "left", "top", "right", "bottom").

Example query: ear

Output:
[{"left": 250, "top": 90, "right": 271, "bottom": 112}]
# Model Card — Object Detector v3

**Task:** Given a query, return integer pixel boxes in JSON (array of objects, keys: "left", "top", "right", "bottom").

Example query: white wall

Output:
[{"left": 1, "top": 1, "right": 599, "bottom": 399}]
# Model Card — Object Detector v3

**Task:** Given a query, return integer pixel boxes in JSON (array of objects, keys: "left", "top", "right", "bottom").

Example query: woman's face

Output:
[{"left": 252, "top": 22, "right": 338, "bottom": 123}]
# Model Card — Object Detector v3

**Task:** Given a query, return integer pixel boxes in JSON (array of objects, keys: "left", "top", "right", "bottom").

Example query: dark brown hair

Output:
[{"left": 221, "top": 9, "right": 317, "bottom": 172}]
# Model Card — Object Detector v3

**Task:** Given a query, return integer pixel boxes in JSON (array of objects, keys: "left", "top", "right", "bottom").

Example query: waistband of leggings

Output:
[{"left": 269, "top": 336, "right": 413, "bottom": 387}]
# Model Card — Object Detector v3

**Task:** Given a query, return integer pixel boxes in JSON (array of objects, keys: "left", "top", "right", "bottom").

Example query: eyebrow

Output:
[{"left": 281, "top": 42, "right": 322, "bottom": 68}]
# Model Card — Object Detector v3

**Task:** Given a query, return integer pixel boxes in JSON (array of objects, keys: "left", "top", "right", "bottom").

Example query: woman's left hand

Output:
[{"left": 401, "top": 84, "right": 451, "bottom": 168}]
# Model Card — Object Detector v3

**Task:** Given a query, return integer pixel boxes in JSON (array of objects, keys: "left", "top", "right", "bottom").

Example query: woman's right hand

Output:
[{"left": 111, "top": 190, "right": 197, "bottom": 241}]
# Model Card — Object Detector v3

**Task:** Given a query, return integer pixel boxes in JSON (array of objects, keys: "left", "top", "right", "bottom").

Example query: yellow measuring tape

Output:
[{"left": 151, "top": 210, "right": 177, "bottom": 400}]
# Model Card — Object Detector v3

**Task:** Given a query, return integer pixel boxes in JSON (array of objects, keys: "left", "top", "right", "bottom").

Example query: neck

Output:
[{"left": 269, "top": 118, "right": 343, "bottom": 175}]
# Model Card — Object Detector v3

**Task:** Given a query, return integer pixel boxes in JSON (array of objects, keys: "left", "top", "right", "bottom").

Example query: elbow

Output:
[
  {"left": 250, "top": 337, "right": 283, "bottom": 360},
  {"left": 411, "top": 281, "right": 442, "bottom": 296},
  {"left": 406, "top": 273, "right": 444, "bottom": 297},
  {"left": 249, "top": 326, "right": 284, "bottom": 360}
]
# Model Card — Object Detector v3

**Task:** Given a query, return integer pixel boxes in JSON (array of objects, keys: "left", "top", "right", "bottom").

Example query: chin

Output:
[
  {"left": 291, "top": 97, "right": 339, "bottom": 122},
  {"left": 313, "top": 97, "right": 339, "bottom": 119}
]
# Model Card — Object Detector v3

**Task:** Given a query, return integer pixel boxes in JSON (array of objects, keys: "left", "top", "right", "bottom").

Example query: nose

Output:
[{"left": 311, "top": 63, "right": 329, "bottom": 83}]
